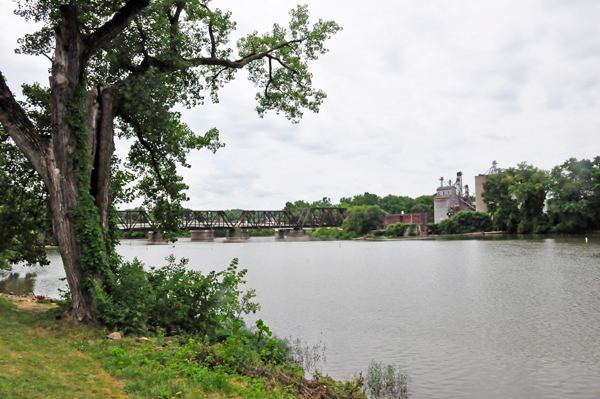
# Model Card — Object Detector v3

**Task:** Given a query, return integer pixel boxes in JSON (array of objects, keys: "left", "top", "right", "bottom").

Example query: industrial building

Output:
[
  {"left": 474, "top": 161, "right": 505, "bottom": 213},
  {"left": 434, "top": 171, "right": 475, "bottom": 223}
]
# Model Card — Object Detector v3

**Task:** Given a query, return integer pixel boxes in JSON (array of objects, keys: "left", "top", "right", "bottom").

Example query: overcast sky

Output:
[{"left": 2, "top": 0, "right": 600, "bottom": 209}]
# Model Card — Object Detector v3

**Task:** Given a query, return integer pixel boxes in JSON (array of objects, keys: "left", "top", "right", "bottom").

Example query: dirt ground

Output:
[{"left": 1, "top": 294, "right": 58, "bottom": 312}]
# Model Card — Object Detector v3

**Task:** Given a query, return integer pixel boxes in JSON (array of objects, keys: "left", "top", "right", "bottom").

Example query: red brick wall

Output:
[{"left": 383, "top": 213, "right": 429, "bottom": 229}]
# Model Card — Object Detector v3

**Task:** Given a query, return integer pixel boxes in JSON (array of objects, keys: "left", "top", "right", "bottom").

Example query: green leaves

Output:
[
  {"left": 99, "top": 256, "right": 259, "bottom": 336},
  {"left": 0, "top": 127, "right": 50, "bottom": 270},
  {"left": 342, "top": 205, "right": 387, "bottom": 236},
  {"left": 239, "top": 4, "right": 341, "bottom": 122},
  {"left": 546, "top": 157, "right": 600, "bottom": 232},
  {"left": 482, "top": 163, "right": 548, "bottom": 233}
]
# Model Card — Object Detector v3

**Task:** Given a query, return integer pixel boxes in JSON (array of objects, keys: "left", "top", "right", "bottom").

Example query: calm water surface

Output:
[{"left": 3, "top": 236, "right": 600, "bottom": 398}]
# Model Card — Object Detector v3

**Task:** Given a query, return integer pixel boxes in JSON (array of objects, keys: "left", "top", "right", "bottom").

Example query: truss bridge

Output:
[{"left": 116, "top": 208, "right": 346, "bottom": 243}]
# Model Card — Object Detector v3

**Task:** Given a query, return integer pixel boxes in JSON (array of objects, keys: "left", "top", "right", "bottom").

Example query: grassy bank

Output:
[{"left": 0, "top": 295, "right": 367, "bottom": 399}]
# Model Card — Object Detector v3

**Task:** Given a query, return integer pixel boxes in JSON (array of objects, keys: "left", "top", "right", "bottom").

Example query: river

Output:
[{"left": 2, "top": 235, "right": 600, "bottom": 398}]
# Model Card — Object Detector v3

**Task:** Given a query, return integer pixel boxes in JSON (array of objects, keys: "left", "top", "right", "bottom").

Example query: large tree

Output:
[{"left": 0, "top": 0, "right": 340, "bottom": 322}]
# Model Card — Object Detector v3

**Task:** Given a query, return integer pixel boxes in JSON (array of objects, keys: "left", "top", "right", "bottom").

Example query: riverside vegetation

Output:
[{"left": 0, "top": 255, "right": 410, "bottom": 399}]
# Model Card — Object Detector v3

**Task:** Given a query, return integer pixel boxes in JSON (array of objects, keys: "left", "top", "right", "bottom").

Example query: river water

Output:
[{"left": 2, "top": 235, "right": 600, "bottom": 398}]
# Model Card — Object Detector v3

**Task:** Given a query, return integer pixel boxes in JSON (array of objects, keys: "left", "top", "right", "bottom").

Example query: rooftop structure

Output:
[
  {"left": 474, "top": 160, "right": 506, "bottom": 213},
  {"left": 434, "top": 171, "right": 476, "bottom": 223}
]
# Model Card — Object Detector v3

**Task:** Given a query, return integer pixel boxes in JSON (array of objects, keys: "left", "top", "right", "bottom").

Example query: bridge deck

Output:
[{"left": 116, "top": 208, "right": 346, "bottom": 232}]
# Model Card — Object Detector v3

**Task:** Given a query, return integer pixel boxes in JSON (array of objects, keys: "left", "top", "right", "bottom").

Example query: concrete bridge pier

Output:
[
  {"left": 286, "top": 228, "right": 309, "bottom": 241},
  {"left": 274, "top": 230, "right": 285, "bottom": 240},
  {"left": 224, "top": 228, "right": 250, "bottom": 243},
  {"left": 191, "top": 229, "right": 215, "bottom": 242},
  {"left": 147, "top": 231, "right": 167, "bottom": 245}
]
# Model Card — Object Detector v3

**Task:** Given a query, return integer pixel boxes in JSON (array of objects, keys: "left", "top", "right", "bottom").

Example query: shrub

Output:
[
  {"left": 385, "top": 222, "right": 407, "bottom": 237},
  {"left": 307, "top": 227, "right": 343, "bottom": 240},
  {"left": 97, "top": 256, "right": 260, "bottom": 337},
  {"left": 433, "top": 211, "right": 493, "bottom": 235}
]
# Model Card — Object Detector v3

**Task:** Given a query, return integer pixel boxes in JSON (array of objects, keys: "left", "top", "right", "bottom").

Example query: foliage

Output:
[
  {"left": 2, "top": 0, "right": 342, "bottom": 316},
  {"left": 385, "top": 222, "right": 419, "bottom": 238},
  {"left": 248, "top": 228, "right": 276, "bottom": 237},
  {"left": 0, "top": 128, "right": 51, "bottom": 270},
  {"left": 0, "top": 294, "right": 369, "bottom": 398},
  {"left": 430, "top": 211, "right": 493, "bottom": 235},
  {"left": 340, "top": 193, "right": 434, "bottom": 216},
  {"left": 482, "top": 163, "right": 548, "bottom": 233},
  {"left": 364, "top": 360, "right": 410, "bottom": 399},
  {"left": 342, "top": 205, "right": 387, "bottom": 236},
  {"left": 547, "top": 157, "right": 600, "bottom": 232},
  {"left": 96, "top": 256, "right": 260, "bottom": 336},
  {"left": 306, "top": 227, "right": 346, "bottom": 240}
]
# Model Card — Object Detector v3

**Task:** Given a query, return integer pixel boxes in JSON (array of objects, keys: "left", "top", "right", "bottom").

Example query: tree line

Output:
[{"left": 482, "top": 158, "right": 600, "bottom": 234}]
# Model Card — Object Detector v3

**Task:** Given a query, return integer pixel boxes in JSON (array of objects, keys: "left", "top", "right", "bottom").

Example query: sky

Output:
[{"left": 2, "top": 0, "right": 600, "bottom": 210}]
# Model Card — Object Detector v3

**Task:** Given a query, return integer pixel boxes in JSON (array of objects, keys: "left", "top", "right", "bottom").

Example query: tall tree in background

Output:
[
  {"left": 482, "top": 163, "right": 548, "bottom": 233},
  {"left": 547, "top": 157, "right": 600, "bottom": 232},
  {"left": 0, "top": 0, "right": 340, "bottom": 322}
]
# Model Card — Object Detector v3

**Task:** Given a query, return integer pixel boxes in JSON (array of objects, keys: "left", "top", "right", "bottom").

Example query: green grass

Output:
[
  {"left": 0, "top": 297, "right": 128, "bottom": 398},
  {"left": 0, "top": 296, "right": 366, "bottom": 399}
]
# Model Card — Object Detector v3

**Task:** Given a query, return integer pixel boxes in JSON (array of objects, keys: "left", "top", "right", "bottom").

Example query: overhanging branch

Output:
[{"left": 0, "top": 72, "right": 48, "bottom": 182}]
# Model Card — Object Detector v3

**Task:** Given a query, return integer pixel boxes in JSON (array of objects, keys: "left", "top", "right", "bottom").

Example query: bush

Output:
[
  {"left": 385, "top": 223, "right": 416, "bottom": 237},
  {"left": 306, "top": 227, "right": 343, "bottom": 240},
  {"left": 365, "top": 360, "right": 410, "bottom": 399},
  {"left": 432, "top": 211, "right": 493, "bottom": 235},
  {"left": 97, "top": 256, "right": 260, "bottom": 337}
]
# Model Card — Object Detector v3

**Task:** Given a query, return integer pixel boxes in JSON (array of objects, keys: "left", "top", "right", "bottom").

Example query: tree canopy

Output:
[
  {"left": 482, "top": 158, "right": 600, "bottom": 234},
  {"left": 0, "top": 0, "right": 341, "bottom": 321}
]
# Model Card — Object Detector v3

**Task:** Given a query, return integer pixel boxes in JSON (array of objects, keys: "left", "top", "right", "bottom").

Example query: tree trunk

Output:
[
  {"left": 47, "top": 5, "right": 97, "bottom": 321},
  {"left": 0, "top": 0, "right": 149, "bottom": 322}
]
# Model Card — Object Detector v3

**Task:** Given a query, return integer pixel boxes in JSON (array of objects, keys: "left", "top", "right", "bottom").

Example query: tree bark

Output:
[{"left": 1, "top": 2, "right": 146, "bottom": 322}]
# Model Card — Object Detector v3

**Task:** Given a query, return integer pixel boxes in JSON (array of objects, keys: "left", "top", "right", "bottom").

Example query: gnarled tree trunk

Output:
[{"left": 0, "top": 2, "right": 148, "bottom": 322}]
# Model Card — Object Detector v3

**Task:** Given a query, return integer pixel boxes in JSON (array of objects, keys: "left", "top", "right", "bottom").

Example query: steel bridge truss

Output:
[
  {"left": 297, "top": 207, "right": 347, "bottom": 229},
  {"left": 115, "top": 208, "right": 347, "bottom": 232}
]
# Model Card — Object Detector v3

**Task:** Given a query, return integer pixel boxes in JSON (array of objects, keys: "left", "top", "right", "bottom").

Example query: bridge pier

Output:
[
  {"left": 286, "top": 228, "right": 309, "bottom": 241},
  {"left": 224, "top": 228, "right": 250, "bottom": 243},
  {"left": 147, "top": 231, "right": 167, "bottom": 245},
  {"left": 274, "top": 230, "right": 285, "bottom": 240},
  {"left": 191, "top": 229, "right": 215, "bottom": 242}
]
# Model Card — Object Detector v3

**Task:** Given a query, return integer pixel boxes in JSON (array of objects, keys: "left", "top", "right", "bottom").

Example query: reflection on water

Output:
[{"left": 0, "top": 272, "right": 36, "bottom": 295}]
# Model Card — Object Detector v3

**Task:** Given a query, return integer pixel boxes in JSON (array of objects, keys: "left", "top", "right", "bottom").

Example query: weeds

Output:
[{"left": 364, "top": 360, "right": 410, "bottom": 399}]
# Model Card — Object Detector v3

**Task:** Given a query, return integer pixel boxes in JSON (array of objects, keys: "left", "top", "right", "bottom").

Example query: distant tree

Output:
[
  {"left": 283, "top": 200, "right": 311, "bottom": 219},
  {"left": 510, "top": 163, "right": 549, "bottom": 233},
  {"left": 341, "top": 205, "right": 387, "bottom": 235},
  {"left": 547, "top": 157, "right": 600, "bottom": 232},
  {"left": 310, "top": 196, "right": 334, "bottom": 207},
  {"left": 341, "top": 192, "right": 380, "bottom": 207},
  {"left": 483, "top": 163, "right": 548, "bottom": 233},
  {"left": 379, "top": 194, "right": 413, "bottom": 214},
  {"left": 411, "top": 195, "right": 434, "bottom": 215}
]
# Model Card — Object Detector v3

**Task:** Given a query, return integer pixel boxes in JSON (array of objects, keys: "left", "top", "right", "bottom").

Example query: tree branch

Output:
[
  {"left": 265, "top": 58, "right": 273, "bottom": 99},
  {"left": 136, "top": 38, "right": 306, "bottom": 74},
  {"left": 208, "top": 20, "right": 216, "bottom": 58},
  {"left": 0, "top": 72, "right": 48, "bottom": 181},
  {"left": 86, "top": 0, "right": 151, "bottom": 57}
]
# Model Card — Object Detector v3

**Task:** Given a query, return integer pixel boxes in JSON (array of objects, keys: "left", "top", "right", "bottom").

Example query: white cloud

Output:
[{"left": 2, "top": 0, "right": 600, "bottom": 209}]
